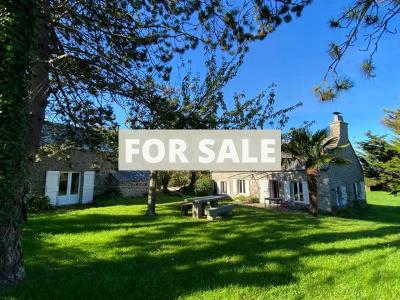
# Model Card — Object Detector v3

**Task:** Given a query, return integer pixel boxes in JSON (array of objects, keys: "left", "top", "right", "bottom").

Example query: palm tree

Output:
[{"left": 282, "top": 128, "right": 347, "bottom": 216}]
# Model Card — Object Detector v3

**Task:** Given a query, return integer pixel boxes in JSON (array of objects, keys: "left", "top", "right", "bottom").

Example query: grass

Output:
[{"left": 1, "top": 191, "right": 400, "bottom": 299}]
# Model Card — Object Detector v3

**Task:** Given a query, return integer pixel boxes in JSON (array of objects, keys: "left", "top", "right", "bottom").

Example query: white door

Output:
[
  {"left": 45, "top": 171, "right": 59, "bottom": 205},
  {"left": 82, "top": 171, "right": 95, "bottom": 204},
  {"left": 259, "top": 180, "right": 270, "bottom": 203},
  {"left": 57, "top": 172, "right": 81, "bottom": 205}
]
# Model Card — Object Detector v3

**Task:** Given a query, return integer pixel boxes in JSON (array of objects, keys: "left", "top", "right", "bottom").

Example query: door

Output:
[
  {"left": 45, "top": 171, "right": 59, "bottom": 205},
  {"left": 57, "top": 172, "right": 81, "bottom": 205},
  {"left": 259, "top": 180, "right": 270, "bottom": 203},
  {"left": 82, "top": 171, "right": 95, "bottom": 204}
]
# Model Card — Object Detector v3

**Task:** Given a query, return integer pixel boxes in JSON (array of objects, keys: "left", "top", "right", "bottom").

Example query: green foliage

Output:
[
  {"left": 282, "top": 127, "right": 348, "bottom": 170},
  {"left": 0, "top": 0, "right": 36, "bottom": 225},
  {"left": 169, "top": 171, "right": 191, "bottom": 188},
  {"left": 26, "top": 194, "right": 51, "bottom": 212},
  {"left": 322, "top": 1, "right": 400, "bottom": 99},
  {"left": 46, "top": 0, "right": 311, "bottom": 130},
  {"left": 234, "top": 195, "right": 259, "bottom": 203},
  {"left": 313, "top": 78, "right": 354, "bottom": 102},
  {"left": 194, "top": 176, "right": 214, "bottom": 196},
  {"left": 358, "top": 131, "right": 400, "bottom": 194},
  {"left": 95, "top": 187, "right": 121, "bottom": 201},
  {"left": 382, "top": 109, "right": 400, "bottom": 135}
]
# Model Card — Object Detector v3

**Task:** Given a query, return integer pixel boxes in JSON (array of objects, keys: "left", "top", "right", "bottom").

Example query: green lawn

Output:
[{"left": 2, "top": 192, "right": 400, "bottom": 299}]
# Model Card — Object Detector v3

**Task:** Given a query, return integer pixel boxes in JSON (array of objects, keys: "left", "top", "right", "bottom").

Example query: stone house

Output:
[
  {"left": 212, "top": 113, "right": 366, "bottom": 212},
  {"left": 30, "top": 123, "right": 149, "bottom": 206},
  {"left": 30, "top": 149, "right": 114, "bottom": 206}
]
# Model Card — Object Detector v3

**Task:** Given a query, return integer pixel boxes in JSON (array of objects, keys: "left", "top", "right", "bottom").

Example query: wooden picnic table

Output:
[{"left": 185, "top": 195, "right": 227, "bottom": 218}]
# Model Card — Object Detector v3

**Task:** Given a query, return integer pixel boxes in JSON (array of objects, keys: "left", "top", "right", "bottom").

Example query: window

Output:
[
  {"left": 270, "top": 180, "right": 281, "bottom": 198},
  {"left": 70, "top": 173, "right": 80, "bottom": 195},
  {"left": 353, "top": 182, "right": 363, "bottom": 200},
  {"left": 220, "top": 181, "right": 228, "bottom": 194},
  {"left": 237, "top": 180, "right": 246, "bottom": 194},
  {"left": 336, "top": 186, "right": 344, "bottom": 206},
  {"left": 58, "top": 172, "right": 68, "bottom": 196},
  {"left": 290, "top": 181, "right": 303, "bottom": 201},
  {"left": 58, "top": 172, "right": 81, "bottom": 196}
]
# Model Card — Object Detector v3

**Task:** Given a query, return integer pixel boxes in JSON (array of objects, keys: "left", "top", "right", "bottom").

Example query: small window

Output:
[
  {"left": 220, "top": 181, "right": 228, "bottom": 194},
  {"left": 237, "top": 180, "right": 246, "bottom": 194},
  {"left": 290, "top": 181, "right": 303, "bottom": 201},
  {"left": 270, "top": 180, "right": 281, "bottom": 198}
]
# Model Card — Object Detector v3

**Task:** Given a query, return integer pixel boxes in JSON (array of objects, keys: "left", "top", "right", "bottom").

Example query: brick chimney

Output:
[{"left": 329, "top": 112, "right": 348, "bottom": 145}]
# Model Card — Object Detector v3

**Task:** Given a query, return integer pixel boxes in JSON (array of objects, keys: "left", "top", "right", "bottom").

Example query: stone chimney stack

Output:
[{"left": 329, "top": 112, "right": 348, "bottom": 145}]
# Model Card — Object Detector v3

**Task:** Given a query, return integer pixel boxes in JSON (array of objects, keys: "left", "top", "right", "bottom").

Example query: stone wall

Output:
[
  {"left": 29, "top": 149, "right": 115, "bottom": 196},
  {"left": 109, "top": 179, "right": 148, "bottom": 197}
]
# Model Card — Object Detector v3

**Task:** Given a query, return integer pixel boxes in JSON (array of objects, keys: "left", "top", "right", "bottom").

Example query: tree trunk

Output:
[
  {"left": 306, "top": 168, "right": 318, "bottom": 217},
  {"left": 0, "top": 217, "right": 25, "bottom": 285},
  {"left": 161, "top": 172, "right": 170, "bottom": 193},
  {"left": 0, "top": 0, "right": 39, "bottom": 285},
  {"left": 146, "top": 171, "right": 158, "bottom": 216},
  {"left": 29, "top": 0, "right": 50, "bottom": 154},
  {"left": 187, "top": 171, "right": 197, "bottom": 192}
]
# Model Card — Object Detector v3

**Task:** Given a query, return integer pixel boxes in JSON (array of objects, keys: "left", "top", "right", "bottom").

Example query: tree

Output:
[
  {"left": 315, "top": 0, "right": 400, "bottom": 101},
  {"left": 358, "top": 132, "right": 400, "bottom": 193},
  {"left": 2, "top": 0, "right": 312, "bottom": 280},
  {"left": 0, "top": 0, "right": 37, "bottom": 284},
  {"left": 382, "top": 108, "right": 400, "bottom": 135},
  {"left": 126, "top": 54, "right": 301, "bottom": 216},
  {"left": 158, "top": 171, "right": 172, "bottom": 193},
  {"left": 282, "top": 128, "right": 347, "bottom": 216},
  {"left": 35, "top": 0, "right": 312, "bottom": 147},
  {"left": 358, "top": 109, "right": 400, "bottom": 194}
]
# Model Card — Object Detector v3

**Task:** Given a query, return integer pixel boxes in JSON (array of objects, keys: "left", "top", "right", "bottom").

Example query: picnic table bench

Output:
[
  {"left": 184, "top": 195, "right": 228, "bottom": 218},
  {"left": 206, "top": 204, "right": 234, "bottom": 221}
]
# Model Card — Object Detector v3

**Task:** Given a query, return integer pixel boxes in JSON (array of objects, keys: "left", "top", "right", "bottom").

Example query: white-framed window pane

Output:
[
  {"left": 58, "top": 172, "right": 68, "bottom": 196},
  {"left": 299, "top": 182, "right": 304, "bottom": 201},
  {"left": 70, "top": 173, "right": 80, "bottom": 195},
  {"left": 221, "top": 181, "right": 227, "bottom": 193},
  {"left": 237, "top": 180, "right": 245, "bottom": 194}
]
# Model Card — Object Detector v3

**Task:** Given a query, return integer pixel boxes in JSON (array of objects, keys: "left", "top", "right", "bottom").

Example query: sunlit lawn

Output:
[{"left": 2, "top": 191, "right": 400, "bottom": 299}]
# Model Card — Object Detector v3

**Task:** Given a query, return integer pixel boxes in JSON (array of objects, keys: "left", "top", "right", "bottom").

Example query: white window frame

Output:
[
  {"left": 220, "top": 181, "right": 228, "bottom": 194},
  {"left": 58, "top": 171, "right": 81, "bottom": 197},
  {"left": 237, "top": 180, "right": 246, "bottom": 195},
  {"left": 290, "top": 181, "right": 304, "bottom": 202}
]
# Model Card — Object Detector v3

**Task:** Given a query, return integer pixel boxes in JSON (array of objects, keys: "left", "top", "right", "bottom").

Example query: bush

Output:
[
  {"left": 234, "top": 195, "right": 247, "bottom": 202},
  {"left": 234, "top": 195, "right": 259, "bottom": 203},
  {"left": 194, "top": 176, "right": 214, "bottom": 196},
  {"left": 95, "top": 187, "right": 121, "bottom": 200},
  {"left": 26, "top": 193, "right": 51, "bottom": 212}
]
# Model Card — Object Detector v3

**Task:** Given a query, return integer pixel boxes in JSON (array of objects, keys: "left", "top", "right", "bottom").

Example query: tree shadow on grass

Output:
[
  {"left": 3, "top": 204, "right": 400, "bottom": 299},
  {"left": 335, "top": 203, "right": 400, "bottom": 224}
]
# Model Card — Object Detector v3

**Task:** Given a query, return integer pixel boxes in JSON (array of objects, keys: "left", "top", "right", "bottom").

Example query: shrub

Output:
[
  {"left": 234, "top": 195, "right": 259, "bottom": 203},
  {"left": 26, "top": 193, "right": 51, "bottom": 212},
  {"left": 194, "top": 176, "right": 214, "bottom": 196},
  {"left": 234, "top": 195, "right": 247, "bottom": 202},
  {"left": 95, "top": 187, "right": 121, "bottom": 200}
]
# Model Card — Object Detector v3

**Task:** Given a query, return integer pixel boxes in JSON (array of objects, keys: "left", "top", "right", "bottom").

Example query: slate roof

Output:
[{"left": 110, "top": 171, "right": 150, "bottom": 182}]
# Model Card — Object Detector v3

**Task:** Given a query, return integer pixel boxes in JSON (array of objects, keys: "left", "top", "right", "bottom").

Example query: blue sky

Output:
[
  {"left": 220, "top": 0, "right": 400, "bottom": 144},
  {"left": 116, "top": 1, "right": 400, "bottom": 145}
]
